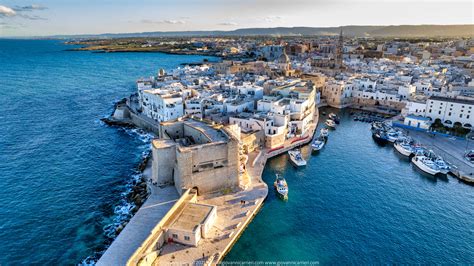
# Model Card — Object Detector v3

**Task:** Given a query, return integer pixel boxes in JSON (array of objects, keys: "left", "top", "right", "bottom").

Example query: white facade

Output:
[
  {"left": 425, "top": 96, "right": 474, "bottom": 128},
  {"left": 402, "top": 100, "right": 427, "bottom": 116},
  {"left": 404, "top": 115, "right": 431, "bottom": 130},
  {"left": 142, "top": 89, "right": 184, "bottom": 122}
]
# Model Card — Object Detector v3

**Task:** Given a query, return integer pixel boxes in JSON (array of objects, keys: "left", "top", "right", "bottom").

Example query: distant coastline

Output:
[{"left": 36, "top": 24, "right": 474, "bottom": 39}]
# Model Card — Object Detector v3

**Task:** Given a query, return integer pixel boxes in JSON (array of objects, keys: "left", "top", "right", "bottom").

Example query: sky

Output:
[{"left": 0, "top": 0, "right": 473, "bottom": 37}]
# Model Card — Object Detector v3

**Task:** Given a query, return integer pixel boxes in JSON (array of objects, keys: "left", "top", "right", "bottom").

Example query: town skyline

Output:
[{"left": 0, "top": 0, "right": 473, "bottom": 37}]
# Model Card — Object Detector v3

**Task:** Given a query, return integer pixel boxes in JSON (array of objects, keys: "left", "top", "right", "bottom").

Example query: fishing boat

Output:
[
  {"left": 394, "top": 139, "right": 414, "bottom": 157},
  {"left": 434, "top": 157, "right": 450, "bottom": 175},
  {"left": 288, "top": 149, "right": 307, "bottom": 167},
  {"left": 372, "top": 129, "right": 389, "bottom": 145},
  {"left": 411, "top": 153, "right": 441, "bottom": 176},
  {"left": 311, "top": 136, "right": 326, "bottom": 152},
  {"left": 325, "top": 119, "right": 336, "bottom": 129},
  {"left": 328, "top": 113, "right": 340, "bottom": 124},
  {"left": 274, "top": 174, "right": 288, "bottom": 200},
  {"left": 386, "top": 130, "right": 404, "bottom": 143},
  {"left": 320, "top": 128, "right": 329, "bottom": 138}
]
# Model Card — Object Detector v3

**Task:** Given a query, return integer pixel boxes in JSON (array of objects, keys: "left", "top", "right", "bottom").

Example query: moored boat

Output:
[
  {"left": 325, "top": 119, "right": 336, "bottom": 129},
  {"left": 434, "top": 157, "right": 450, "bottom": 175},
  {"left": 320, "top": 128, "right": 329, "bottom": 138},
  {"left": 311, "top": 136, "right": 326, "bottom": 152},
  {"left": 328, "top": 113, "right": 340, "bottom": 124},
  {"left": 372, "top": 129, "right": 389, "bottom": 145},
  {"left": 411, "top": 154, "right": 441, "bottom": 176},
  {"left": 274, "top": 174, "right": 288, "bottom": 200},
  {"left": 288, "top": 149, "right": 307, "bottom": 167},
  {"left": 394, "top": 139, "right": 415, "bottom": 157}
]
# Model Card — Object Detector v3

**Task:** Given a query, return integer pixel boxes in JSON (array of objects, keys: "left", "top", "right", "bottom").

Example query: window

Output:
[
  {"left": 184, "top": 236, "right": 190, "bottom": 241},
  {"left": 172, "top": 234, "right": 178, "bottom": 239},
  {"left": 438, "top": 111, "right": 441, "bottom": 115},
  {"left": 460, "top": 114, "right": 463, "bottom": 118},
  {"left": 448, "top": 112, "right": 451, "bottom": 116}
]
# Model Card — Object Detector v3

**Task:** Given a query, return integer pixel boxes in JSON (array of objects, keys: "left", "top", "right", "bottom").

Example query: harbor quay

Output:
[{"left": 397, "top": 127, "right": 474, "bottom": 183}]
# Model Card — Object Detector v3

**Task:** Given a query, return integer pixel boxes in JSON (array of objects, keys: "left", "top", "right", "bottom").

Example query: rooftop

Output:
[
  {"left": 184, "top": 119, "right": 228, "bottom": 143},
  {"left": 169, "top": 203, "right": 215, "bottom": 232},
  {"left": 429, "top": 96, "right": 474, "bottom": 105}
]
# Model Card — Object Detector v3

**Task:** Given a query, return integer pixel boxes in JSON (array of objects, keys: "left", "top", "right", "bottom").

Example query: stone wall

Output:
[
  {"left": 151, "top": 140, "right": 176, "bottom": 186},
  {"left": 174, "top": 140, "right": 239, "bottom": 195},
  {"left": 127, "top": 189, "right": 196, "bottom": 266}
]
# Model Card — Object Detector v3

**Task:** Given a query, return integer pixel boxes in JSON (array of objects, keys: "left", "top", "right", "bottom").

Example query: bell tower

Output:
[{"left": 335, "top": 29, "right": 344, "bottom": 69}]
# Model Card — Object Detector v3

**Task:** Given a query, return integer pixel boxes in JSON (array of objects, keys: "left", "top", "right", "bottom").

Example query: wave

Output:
[{"left": 81, "top": 127, "right": 154, "bottom": 265}]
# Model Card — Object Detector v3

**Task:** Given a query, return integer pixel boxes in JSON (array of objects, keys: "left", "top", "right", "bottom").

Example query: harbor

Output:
[{"left": 224, "top": 108, "right": 474, "bottom": 264}]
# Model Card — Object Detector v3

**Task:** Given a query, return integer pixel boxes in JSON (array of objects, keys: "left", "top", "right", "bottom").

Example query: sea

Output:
[
  {"left": 0, "top": 39, "right": 217, "bottom": 264},
  {"left": 224, "top": 109, "right": 474, "bottom": 264},
  {"left": 0, "top": 40, "right": 473, "bottom": 265}
]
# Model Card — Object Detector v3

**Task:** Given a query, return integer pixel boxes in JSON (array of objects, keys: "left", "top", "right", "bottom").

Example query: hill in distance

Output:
[{"left": 49, "top": 25, "right": 474, "bottom": 39}]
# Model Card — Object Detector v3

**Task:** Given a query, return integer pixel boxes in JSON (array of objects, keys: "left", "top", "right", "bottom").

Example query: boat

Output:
[
  {"left": 411, "top": 153, "right": 441, "bottom": 176},
  {"left": 311, "top": 136, "right": 326, "bottom": 152},
  {"left": 328, "top": 113, "right": 340, "bottom": 124},
  {"left": 325, "top": 119, "right": 336, "bottom": 129},
  {"left": 434, "top": 157, "right": 450, "bottom": 175},
  {"left": 274, "top": 174, "right": 288, "bottom": 200},
  {"left": 372, "top": 129, "right": 389, "bottom": 145},
  {"left": 320, "top": 128, "right": 329, "bottom": 138},
  {"left": 288, "top": 149, "right": 307, "bottom": 167},
  {"left": 394, "top": 139, "right": 414, "bottom": 157},
  {"left": 386, "top": 130, "right": 403, "bottom": 143}
]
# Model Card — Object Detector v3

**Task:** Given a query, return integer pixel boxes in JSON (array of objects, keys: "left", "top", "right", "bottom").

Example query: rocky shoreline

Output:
[{"left": 83, "top": 107, "right": 153, "bottom": 264}]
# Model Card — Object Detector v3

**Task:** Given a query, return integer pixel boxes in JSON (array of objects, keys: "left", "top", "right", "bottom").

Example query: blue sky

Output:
[{"left": 0, "top": 0, "right": 473, "bottom": 36}]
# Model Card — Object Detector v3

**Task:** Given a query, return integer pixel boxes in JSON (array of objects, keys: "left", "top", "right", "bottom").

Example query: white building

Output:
[
  {"left": 404, "top": 115, "right": 431, "bottom": 130},
  {"left": 402, "top": 99, "right": 427, "bottom": 117},
  {"left": 425, "top": 96, "right": 474, "bottom": 128},
  {"left": 141, "top": 89, "right": 184, "bottom": 122}
]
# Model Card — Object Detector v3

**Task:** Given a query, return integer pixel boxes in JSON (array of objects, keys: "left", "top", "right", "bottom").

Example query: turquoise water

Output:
[
  {"left": 0, "top": 39, "right": 217, "bottom": 264},
  {"left": 225, "top": 109, "right": 474, "bottom": 264}
]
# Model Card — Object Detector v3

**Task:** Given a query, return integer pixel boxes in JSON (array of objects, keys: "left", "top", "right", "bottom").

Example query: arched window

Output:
[{"left": 464, "top": 123, "right": 472, "bottom": 128}]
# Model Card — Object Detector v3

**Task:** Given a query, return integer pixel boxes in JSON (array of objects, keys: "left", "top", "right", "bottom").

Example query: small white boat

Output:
[
  {"left": 394, "top": 140, "right": 414, "bottom": 157},
  {"left": 320, "top": 128, "right": 329, "bottom": 138},
  {"left": 288, "top": 149, "right": 307, "bottom": 167},
  {"left": 434, "top": 157, "right": 450, "bottom": 175},
  {"left": 311, "top": 136, "right": 325, "bottom": 152},
  {"left": 411, "top": 154, "right": 441, "bottom": 176},
  {"left": 386, "top": 130, "right": 404, "bottom": 143},
  {"left": 329, "top": 113, "right": 340, "bottom": 124},
  {"left": 325, "top": 119, "right": 336, "bottom": 129},
  {"left": 274, "top": 174, "right": 288, "bottom": 200}
]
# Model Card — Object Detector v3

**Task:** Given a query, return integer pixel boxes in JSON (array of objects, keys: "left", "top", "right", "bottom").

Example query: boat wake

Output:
[{"left": 81, "top": 127, "right": 154, "bottom": 265}]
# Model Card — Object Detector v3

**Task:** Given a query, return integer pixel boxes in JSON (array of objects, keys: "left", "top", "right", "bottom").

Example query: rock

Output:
[{"left": 116, "top": 225, "right": 124, "bottom": 234}]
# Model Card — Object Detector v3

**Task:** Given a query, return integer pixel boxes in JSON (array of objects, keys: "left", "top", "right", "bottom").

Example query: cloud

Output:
[
  {"left": 218, "top": 22, "right": 238, "bottom": 26},
  {"left": 13, "top": 4, "right": 48, "bottom": 11},
  {"left": 0, "top": 5, "right": 16, "bottom": 17},
  {"left": 18, "top": 14, "right": 47, "bottom": 20},
  {"left": 0, "top": 4, "right": 47, "bottom": 20},
  {"left": 141, "top": 19, "right": 186, "bottom": 25},
  {"left": 263, "top": 16, "right": 284, "bottom": 22}
]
